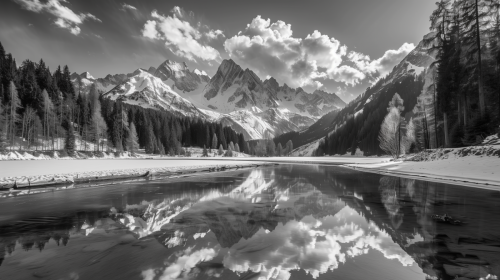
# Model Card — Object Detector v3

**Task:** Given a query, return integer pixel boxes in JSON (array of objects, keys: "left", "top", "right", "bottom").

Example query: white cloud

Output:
[
  {"left": 224, "top": 16, "right": 356, "bottom": 88},
  {"left": 142, "top": 20, "right": 159, "bottom": 39},
  {"left": 224, "top": 16, "right": 415, "bottom": 89},
  {"left": 81, "top": 13, "right": 101, "bottom": 23},
  {"left": 121, "top": 3, "right": 137, "bottom": 11},
  {"left": 329, "top": 65, "right": 366, "bottom": 86},
  {"left": 348, "top": 42, "right": 415, "bottom": 80},
  {"left": 141, "top": 6, "right": 222, "bottom": 62},
  {"left": 13, "top": 0, "right": 101, "bottom": 35},
  {"left": 206, "top": 29, "right": 225, "bottom": 40}
]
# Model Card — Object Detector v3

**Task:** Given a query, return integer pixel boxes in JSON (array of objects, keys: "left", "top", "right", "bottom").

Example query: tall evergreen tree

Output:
[
  {"left": 460, "top": 0, "right": 489, "bottom": 117},
  {"left": 126, "top": 122, "right": 139, "bottom": 155},
  {"left": 277, "top": 143, "right": 283, "bottom": 156},
  {"left": 64, "top": 120, "right": 76, "bottom": 156},
  {"left": 8, "top": 81, "right": 21, "bottom": 150},
  {"left": 211, "top": 132, "right": 218, "bottom": 149}
]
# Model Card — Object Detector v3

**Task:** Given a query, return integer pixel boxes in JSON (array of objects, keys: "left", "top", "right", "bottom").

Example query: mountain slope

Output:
[
  {"left": 286, "top": 34, "right": 434, "bottom": 155},
  {"left": 102, "top": 69, "right": 204, "bottom": 118},
  {"left": 153, "top": 60, "right": 210, "bottom": 92}
]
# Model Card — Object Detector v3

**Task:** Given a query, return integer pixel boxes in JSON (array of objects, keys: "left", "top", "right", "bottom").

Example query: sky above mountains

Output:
[{"left": 0, "top": 0, "right": 435, "bottom": 101}]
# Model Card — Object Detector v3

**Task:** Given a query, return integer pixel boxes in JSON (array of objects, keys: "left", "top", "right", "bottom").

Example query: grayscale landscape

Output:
[{"left": 0, "top": 0, "right": 499, "bottom": 279}]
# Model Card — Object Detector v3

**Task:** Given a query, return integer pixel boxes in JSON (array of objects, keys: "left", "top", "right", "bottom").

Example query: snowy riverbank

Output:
[
  {"left": 0, "top": 159, "right": 266, "bottom": 190},
  {"left": 344, "top": 144, "right": 500, "bottom": 189}
]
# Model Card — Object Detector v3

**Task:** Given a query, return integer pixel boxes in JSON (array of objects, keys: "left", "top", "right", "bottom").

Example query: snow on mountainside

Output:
[
  {"left": 102, "top": 69, "right": 204, "bottom": 118},
  {"left": 71, "top": 70, "right": 147, "bottom": 95},
  {"left": 201, "top": 59, "right": 346, "bottom": 116},
  {"left": 73, "top": 58, "right": 346, "bottom": 140},
  {"left": 153, "top": 60, "right": 210, "bottom": 93},
  {"left": 216, "top": 108, "right": 316, "bottom": 140}
]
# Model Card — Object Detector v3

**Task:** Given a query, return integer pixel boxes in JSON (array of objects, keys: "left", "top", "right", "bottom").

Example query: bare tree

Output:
[{"left": 379, "top": 107, "right": 404, "bottom": 159}]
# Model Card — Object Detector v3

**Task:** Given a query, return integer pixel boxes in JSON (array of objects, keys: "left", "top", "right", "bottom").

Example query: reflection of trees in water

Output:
[
  {"left": 379, "top": 176, "right": 404, "bottom": 229},
  {"left": 0, "top": 212, "right": 107, "bottom": 267}
]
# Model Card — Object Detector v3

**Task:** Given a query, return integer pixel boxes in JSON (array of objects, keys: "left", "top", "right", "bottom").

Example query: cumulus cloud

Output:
[
  {"left": 348, "top": 42, "right": 415, "bottom": 80},
  {"left": 141, "top": 6, "right": 223, "bottom": 62},
  {"left": 13, "top": 0, "right": 101, "bottom": 35},
  {"left": 142, "top": 20, "right": 159, "bottom": 39},
  {"left": 121, "top": 3, "right": 137, "bottom": 11},
  {"left": 224, "top": 16, "right": 415, "bottom": 88},
  {"left": 206, "top": 29, "right": 225, "bottom": 40},
  {"left": 224, "top": 16, "right": 345, "bottom": 88}
]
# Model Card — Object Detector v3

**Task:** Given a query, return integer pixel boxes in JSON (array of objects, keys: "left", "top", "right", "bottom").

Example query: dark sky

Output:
[{"left": 0, "top": 0, "right": 436, "bottom": 100}]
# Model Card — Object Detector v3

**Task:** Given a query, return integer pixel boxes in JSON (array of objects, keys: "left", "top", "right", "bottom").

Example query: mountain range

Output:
[{"left": 71, "top": 59, "right": 346, "bottom": 140}]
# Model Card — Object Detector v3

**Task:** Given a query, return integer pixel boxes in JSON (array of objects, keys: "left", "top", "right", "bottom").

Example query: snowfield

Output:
[{"left": 344, "top": 142, "right": 500, "bottom": 189}]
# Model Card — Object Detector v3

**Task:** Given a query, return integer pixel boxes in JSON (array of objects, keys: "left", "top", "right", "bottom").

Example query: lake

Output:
[{"left": 0, "top": 164, "right": 499, "bottom": 280}]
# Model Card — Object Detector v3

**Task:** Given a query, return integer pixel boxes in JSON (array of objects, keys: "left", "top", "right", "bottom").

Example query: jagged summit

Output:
[
  {"left": 80, "top": 72, "right": 94, "bottom": 80},
  {"left": 103, "top": 70, "right": 203, "bottom": 118},
  {"left": 201, "top": 59, "right": 345, "bottom": 117}
]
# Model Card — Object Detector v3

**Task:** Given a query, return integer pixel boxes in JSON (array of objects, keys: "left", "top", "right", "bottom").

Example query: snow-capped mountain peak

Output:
[
  {"left": 193, "top": 68, "right": 209, "bottom": 78},
  {"left": 102, "top": 69, "right": 204, "bottom": 118},
  {"left": 80, "top": 71, "right": 94, "bottom": 80}
]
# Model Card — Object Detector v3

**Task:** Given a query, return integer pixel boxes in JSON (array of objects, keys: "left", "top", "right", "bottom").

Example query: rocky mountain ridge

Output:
[{"left": 71, "top": 58, "right": 346, "bottom": 140}]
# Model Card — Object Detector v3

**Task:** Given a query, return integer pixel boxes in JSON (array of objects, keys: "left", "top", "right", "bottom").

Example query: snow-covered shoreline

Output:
[
  {"left": 343, "top": 145, "right": 500, "bottom": 189},
  {"left": 0, "top": 160, "right": 268, "bottom": 191}
]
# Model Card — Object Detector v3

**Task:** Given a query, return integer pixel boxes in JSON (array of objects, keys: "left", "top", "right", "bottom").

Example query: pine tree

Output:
[
  {"left": 218, "top": 144, "right": 224, "bottom": 155},
  {"left": 277, "top": 143, "right": 283, "bottom": 156},
  {"left": 238, "top": 134, "right": 246, "bottom": 153},
  {"left": 127, "top": 122, "right": 139, "bottom": 155},
  {"left": 64, "top": 120, "right": 76, "bottom": 156},
  {"left": 266, "top": 140, "right": 275, "bottom": 156},
  {"left": 211, "top": 132, "right": 218, "bottom": 149},
  {"left": 8, "top": 82, "right": 21, "bottom": 151},
  {"left": 0, "top": 101, "right": 7, "bottom": 151},
  {"left": 235, "top": 143, "right": 240, "bottom": 153},
  {"left": 461, "top": 0, "right": 490, "bottom": 117},
  {"left": 285, "top": 140, "right": 293, "bottom": 156},
  {"left": 205, "top": 127, "right": 210, "bottom": 149},
  {"left": 217, "top": 125, "right": 226, "bottom": 149},
  {"left": 202, "top": 145, "right": 209, "bottom": 157},
  {"left": 41, "top": 89, "right": 54, "bottom": 150}
]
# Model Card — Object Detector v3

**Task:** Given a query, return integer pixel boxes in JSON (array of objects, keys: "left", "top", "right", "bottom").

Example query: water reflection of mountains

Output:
[{"left": 1, "top": 165, "right": 499, "bottom": 280}]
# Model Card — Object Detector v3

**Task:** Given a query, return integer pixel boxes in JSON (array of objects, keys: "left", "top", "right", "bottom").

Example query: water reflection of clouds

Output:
[
  {"left": 142, "top": 247, "right": 220, "bottom": 280},
  {"left": 223, "top": 207, "right": 415, "bottom": 280}
]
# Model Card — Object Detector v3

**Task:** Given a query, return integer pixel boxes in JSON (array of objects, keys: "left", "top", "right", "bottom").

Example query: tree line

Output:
[
  {"left": 424, "top": 0, "right": 500, "bottom": 147},
  {"left": 0, "top": 41, "right": 247, "bottom": 155}
]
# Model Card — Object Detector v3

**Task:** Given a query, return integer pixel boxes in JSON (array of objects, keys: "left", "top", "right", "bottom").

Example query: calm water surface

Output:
[{"left": 0, "top": 165, "right": 499, "bottom": 280}]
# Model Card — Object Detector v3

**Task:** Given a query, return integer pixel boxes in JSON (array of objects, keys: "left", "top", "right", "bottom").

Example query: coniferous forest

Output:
[
  {"left": 0, "top": 41, "right": 247, "bottom": 156},
  {"left": 314, "top": 0, "right": 500, "bottom": 157}
]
